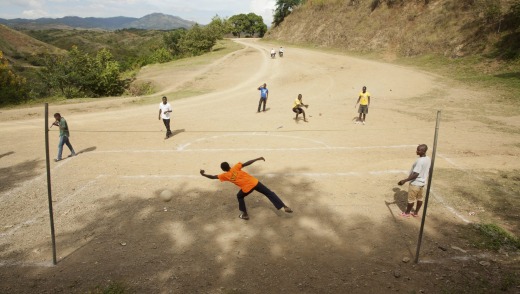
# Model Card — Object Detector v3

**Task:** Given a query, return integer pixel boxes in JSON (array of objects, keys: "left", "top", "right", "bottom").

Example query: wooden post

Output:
[
  {"left": 45, "top": 103, "right": 57, "bottom": 265},
  {"left": 414, "top": 110, "right": 441, "bottom": 264}
]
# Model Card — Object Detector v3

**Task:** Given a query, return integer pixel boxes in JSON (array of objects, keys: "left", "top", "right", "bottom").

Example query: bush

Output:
[
  {"left": 0, "top": 51, "right": 29, "bottom": 105},
  {"left": 39, "top": 46, "right": 126, "bottom": 98}
]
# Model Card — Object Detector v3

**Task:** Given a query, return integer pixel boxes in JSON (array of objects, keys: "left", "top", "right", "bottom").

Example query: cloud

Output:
[
  {"left": 0, "top": 0, "right": 275, "bottom": 26},
  {"left": 21, "top": 9, "right": 49, "bottom": 18},
  {"left": 250, "top": 0, "right": 276, "bottom": 25}
]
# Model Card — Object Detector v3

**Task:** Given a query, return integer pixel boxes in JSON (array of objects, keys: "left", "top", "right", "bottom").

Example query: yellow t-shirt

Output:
[
  {"left": 218, "top": 163, "right": 259, "bottom": 193},
  {"left": 293, "top": 98, "right": 302, "bottom": 108},
  {"left": 359, "top": 92, "right": 370, "bottom": 105}
]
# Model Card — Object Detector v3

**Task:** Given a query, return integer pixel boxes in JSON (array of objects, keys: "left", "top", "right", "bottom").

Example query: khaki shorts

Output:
[
  {"left": 358, "top": 104, "right": 368, "bottom": 114},
  {"left": 407, "top": 184, "right": 424, "bottom": 203}
]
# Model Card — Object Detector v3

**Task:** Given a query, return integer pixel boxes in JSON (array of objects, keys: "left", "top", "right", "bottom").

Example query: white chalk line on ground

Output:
[
  {"left": 0, "top": 157, "right": 74, "bottom": 203},
  {"left": 0, "top": 175, "right": 106, "bottom": 239},
  {"left": 438, "top": 153, "right": 483, "bottom": 180},
  {"left": 96, "top": 144, "right": 417, "bottom": 153},
  {"left": 176, "top": 133, "right": 332, "bottom": 151},
  {"left": 0, "top": 175, "right": 106, "bottom": 268},
  {"left": 0, "top": 260, "right": 54, "bottom": 267},
  {"left": 120, "top": 170, "right": 409, "bottom": 179},
  {"left": 430, "top": 189, "right": 471, "bottom": 223}
]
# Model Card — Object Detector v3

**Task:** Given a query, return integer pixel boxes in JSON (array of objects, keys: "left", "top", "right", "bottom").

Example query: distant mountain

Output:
[
  {"left": 0, "top": 13, "right": 196, "bottom": 30},
  {"left": 126, "top": 13, "right": 196, "bottom": 30}
]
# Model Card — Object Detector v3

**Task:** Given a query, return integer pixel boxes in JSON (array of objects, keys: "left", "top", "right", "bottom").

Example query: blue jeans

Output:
[
  {"left": 57, "top": 135, "right": 75, "bottom": 160},
  {"left": 236, "top": 182, "right": 285, "bottom": 213}
]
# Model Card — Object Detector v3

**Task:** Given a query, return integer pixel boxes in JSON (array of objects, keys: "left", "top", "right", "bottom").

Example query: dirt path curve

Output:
[{"left": 0, "top": 38, "right": 518, "bottom": 293}]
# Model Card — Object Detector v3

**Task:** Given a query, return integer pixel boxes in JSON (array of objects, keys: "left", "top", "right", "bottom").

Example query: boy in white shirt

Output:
[
  {"left": 398, "top": 144, "right": 431, "bottom": 217},
  {"left": 158, "top": 96, "right": 173, "bottom": 139}
]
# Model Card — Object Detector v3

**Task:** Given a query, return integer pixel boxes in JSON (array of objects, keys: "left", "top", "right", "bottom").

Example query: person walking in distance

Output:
[
  {"left": 355, "top": 86, "right": 370, "bottom": 125},
  {"left": 200, "top": 157, "right": 293, "bottom": 220},
  {"left": 159, "top": 96, "right": 173, "bottom": 139},
  {"left": 292, "top": 94, "right": 309, "bottom": 122},
  {"left": 257, "top": 83, "right": 269, "bottom": 112},
  {"left": 398, "top": 144, "right": 431, "bottom": 218},
  {"left": 50, "top": 113, "right": 76, "bottom": 162}
]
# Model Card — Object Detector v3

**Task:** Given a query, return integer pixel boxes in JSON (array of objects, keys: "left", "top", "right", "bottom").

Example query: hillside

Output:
[
  {"left": 20, "top": 28, "right": 170, "bottom": 70},
  {"left": 0, "top": 24, "right": 64, "bottom": 66},
  {"left": 0, "top": 13, "right": 196, "bottom": 31},
  {"left": 266, "top": 0, "right": 520, "bottom": 60}
]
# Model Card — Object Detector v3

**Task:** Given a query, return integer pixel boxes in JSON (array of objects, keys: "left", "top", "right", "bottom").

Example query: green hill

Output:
[
  {"left": 0, "top": 24, "right": 64, "bottom": 67},
  {"left": 22, "top": 28, "right": 169, "bottom": 70}
]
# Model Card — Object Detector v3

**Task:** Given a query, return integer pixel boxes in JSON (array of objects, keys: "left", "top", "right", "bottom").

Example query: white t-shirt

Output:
[
  {"left": 160, "top": 102, "right": 172, "bottom": 119},
  {"left": 410, "top": 156, "right": 431, "bottom": 186}
]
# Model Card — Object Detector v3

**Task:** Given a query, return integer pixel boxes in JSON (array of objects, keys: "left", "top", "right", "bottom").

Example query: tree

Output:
[
  {"left": 273, "top": 0, "right": 302, "bottom": 27},
  {"left": 179, "top": 24, "right": 218, "bottom": 56},
  {"left": 164, "top": 29, "right": 187, "bottom": 56},
  {"left": 206, "top": 15, "right": 232, "bottom": 40},
  {"left": 246, "top": 13, "right": 268, "bottom": 37},
  {"left": 229, "top": 14, "right": 249, "bottom": 38},
  {"left": 40, "top": 46, "right": 125, "bottom": 98},
  {"left": 148, "top": 47, "right": 173, "bottom": 64},
  {"left": 0, "top": 51, "right": 28, "bottom": 105},
  {"left": 228, "top": 13, "right": 267, "bottom": 37},
  {"left": 92, "top": 49, "right": 126, "bottom": 97}
]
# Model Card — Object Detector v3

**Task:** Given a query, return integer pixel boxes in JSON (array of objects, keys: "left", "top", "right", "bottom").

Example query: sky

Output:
[{"left": 0, "top": 0, "right": 277, "bottom": 25}]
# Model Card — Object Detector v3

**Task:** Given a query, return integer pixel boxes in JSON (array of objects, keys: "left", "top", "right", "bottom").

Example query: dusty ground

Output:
[{"left": 0, "top": 38, "right": 519, "bottom": 293}]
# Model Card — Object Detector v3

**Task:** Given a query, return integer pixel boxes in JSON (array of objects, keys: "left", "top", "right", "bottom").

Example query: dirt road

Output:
[{"left": 0, "top": 38, "right": 518, "bottom": 293}]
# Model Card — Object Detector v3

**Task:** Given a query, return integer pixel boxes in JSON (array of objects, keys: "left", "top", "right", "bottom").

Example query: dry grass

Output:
[{"left": 0, "top": 24, "right": 64, "bottom": 66}]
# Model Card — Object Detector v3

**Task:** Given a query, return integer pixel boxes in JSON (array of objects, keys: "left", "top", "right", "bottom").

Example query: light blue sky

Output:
[{"left": 0, "top": 0, "right": 277, "bottom": 25}]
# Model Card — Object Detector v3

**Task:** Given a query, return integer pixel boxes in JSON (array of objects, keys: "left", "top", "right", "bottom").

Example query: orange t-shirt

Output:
[{"left": 218, "top": 163, "right": 259, "bottom": 193}]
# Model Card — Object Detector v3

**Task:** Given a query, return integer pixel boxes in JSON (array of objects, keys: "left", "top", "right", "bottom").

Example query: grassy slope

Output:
[
  {"left": 23, "top": 28, "right": 167, "bottom": 70},
  {"left": 0, "top": 24, "right": 64, "bottom": 66}
]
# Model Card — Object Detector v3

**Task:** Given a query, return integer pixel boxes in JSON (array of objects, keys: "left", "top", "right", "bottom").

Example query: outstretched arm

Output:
[
  {"left": 200, "top": 169, "right": 218, "bottom": 180},
  {"left": 242, "top": 157, "right": 265, "bottom": 167}
]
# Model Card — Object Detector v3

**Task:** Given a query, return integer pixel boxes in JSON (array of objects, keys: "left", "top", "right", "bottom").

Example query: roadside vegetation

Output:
[{"left": 0, "top": 13, "right": 267, "bottom": 106}]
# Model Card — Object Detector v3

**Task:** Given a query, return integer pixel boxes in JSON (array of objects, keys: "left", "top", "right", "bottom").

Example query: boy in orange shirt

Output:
[{"left": 200, "top": 157, "right": 292, "bottom": 220}]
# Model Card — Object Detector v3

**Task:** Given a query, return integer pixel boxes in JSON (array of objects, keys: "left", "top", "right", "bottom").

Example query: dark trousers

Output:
[
  {"left": 258, "top": 98, "right": 266, "bottom": 112},
  {"left": 162, "top": 119, "right": 172, "bottom": 136},
  {"left": 237, "top": 182, "right": 285, "bottom": 213}
]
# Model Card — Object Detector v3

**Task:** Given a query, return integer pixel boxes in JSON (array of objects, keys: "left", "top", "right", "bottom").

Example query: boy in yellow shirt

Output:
[{"left": 355, "top": 86, "right": 370, "bottom": 125}]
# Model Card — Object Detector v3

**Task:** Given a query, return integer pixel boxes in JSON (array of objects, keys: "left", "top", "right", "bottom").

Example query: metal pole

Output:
[
  {"left": 414, "top": 110, "right": 441, "bottom": 264},
  {"left": 45, "top": 103, "right": 57, "bottom": 265}
]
